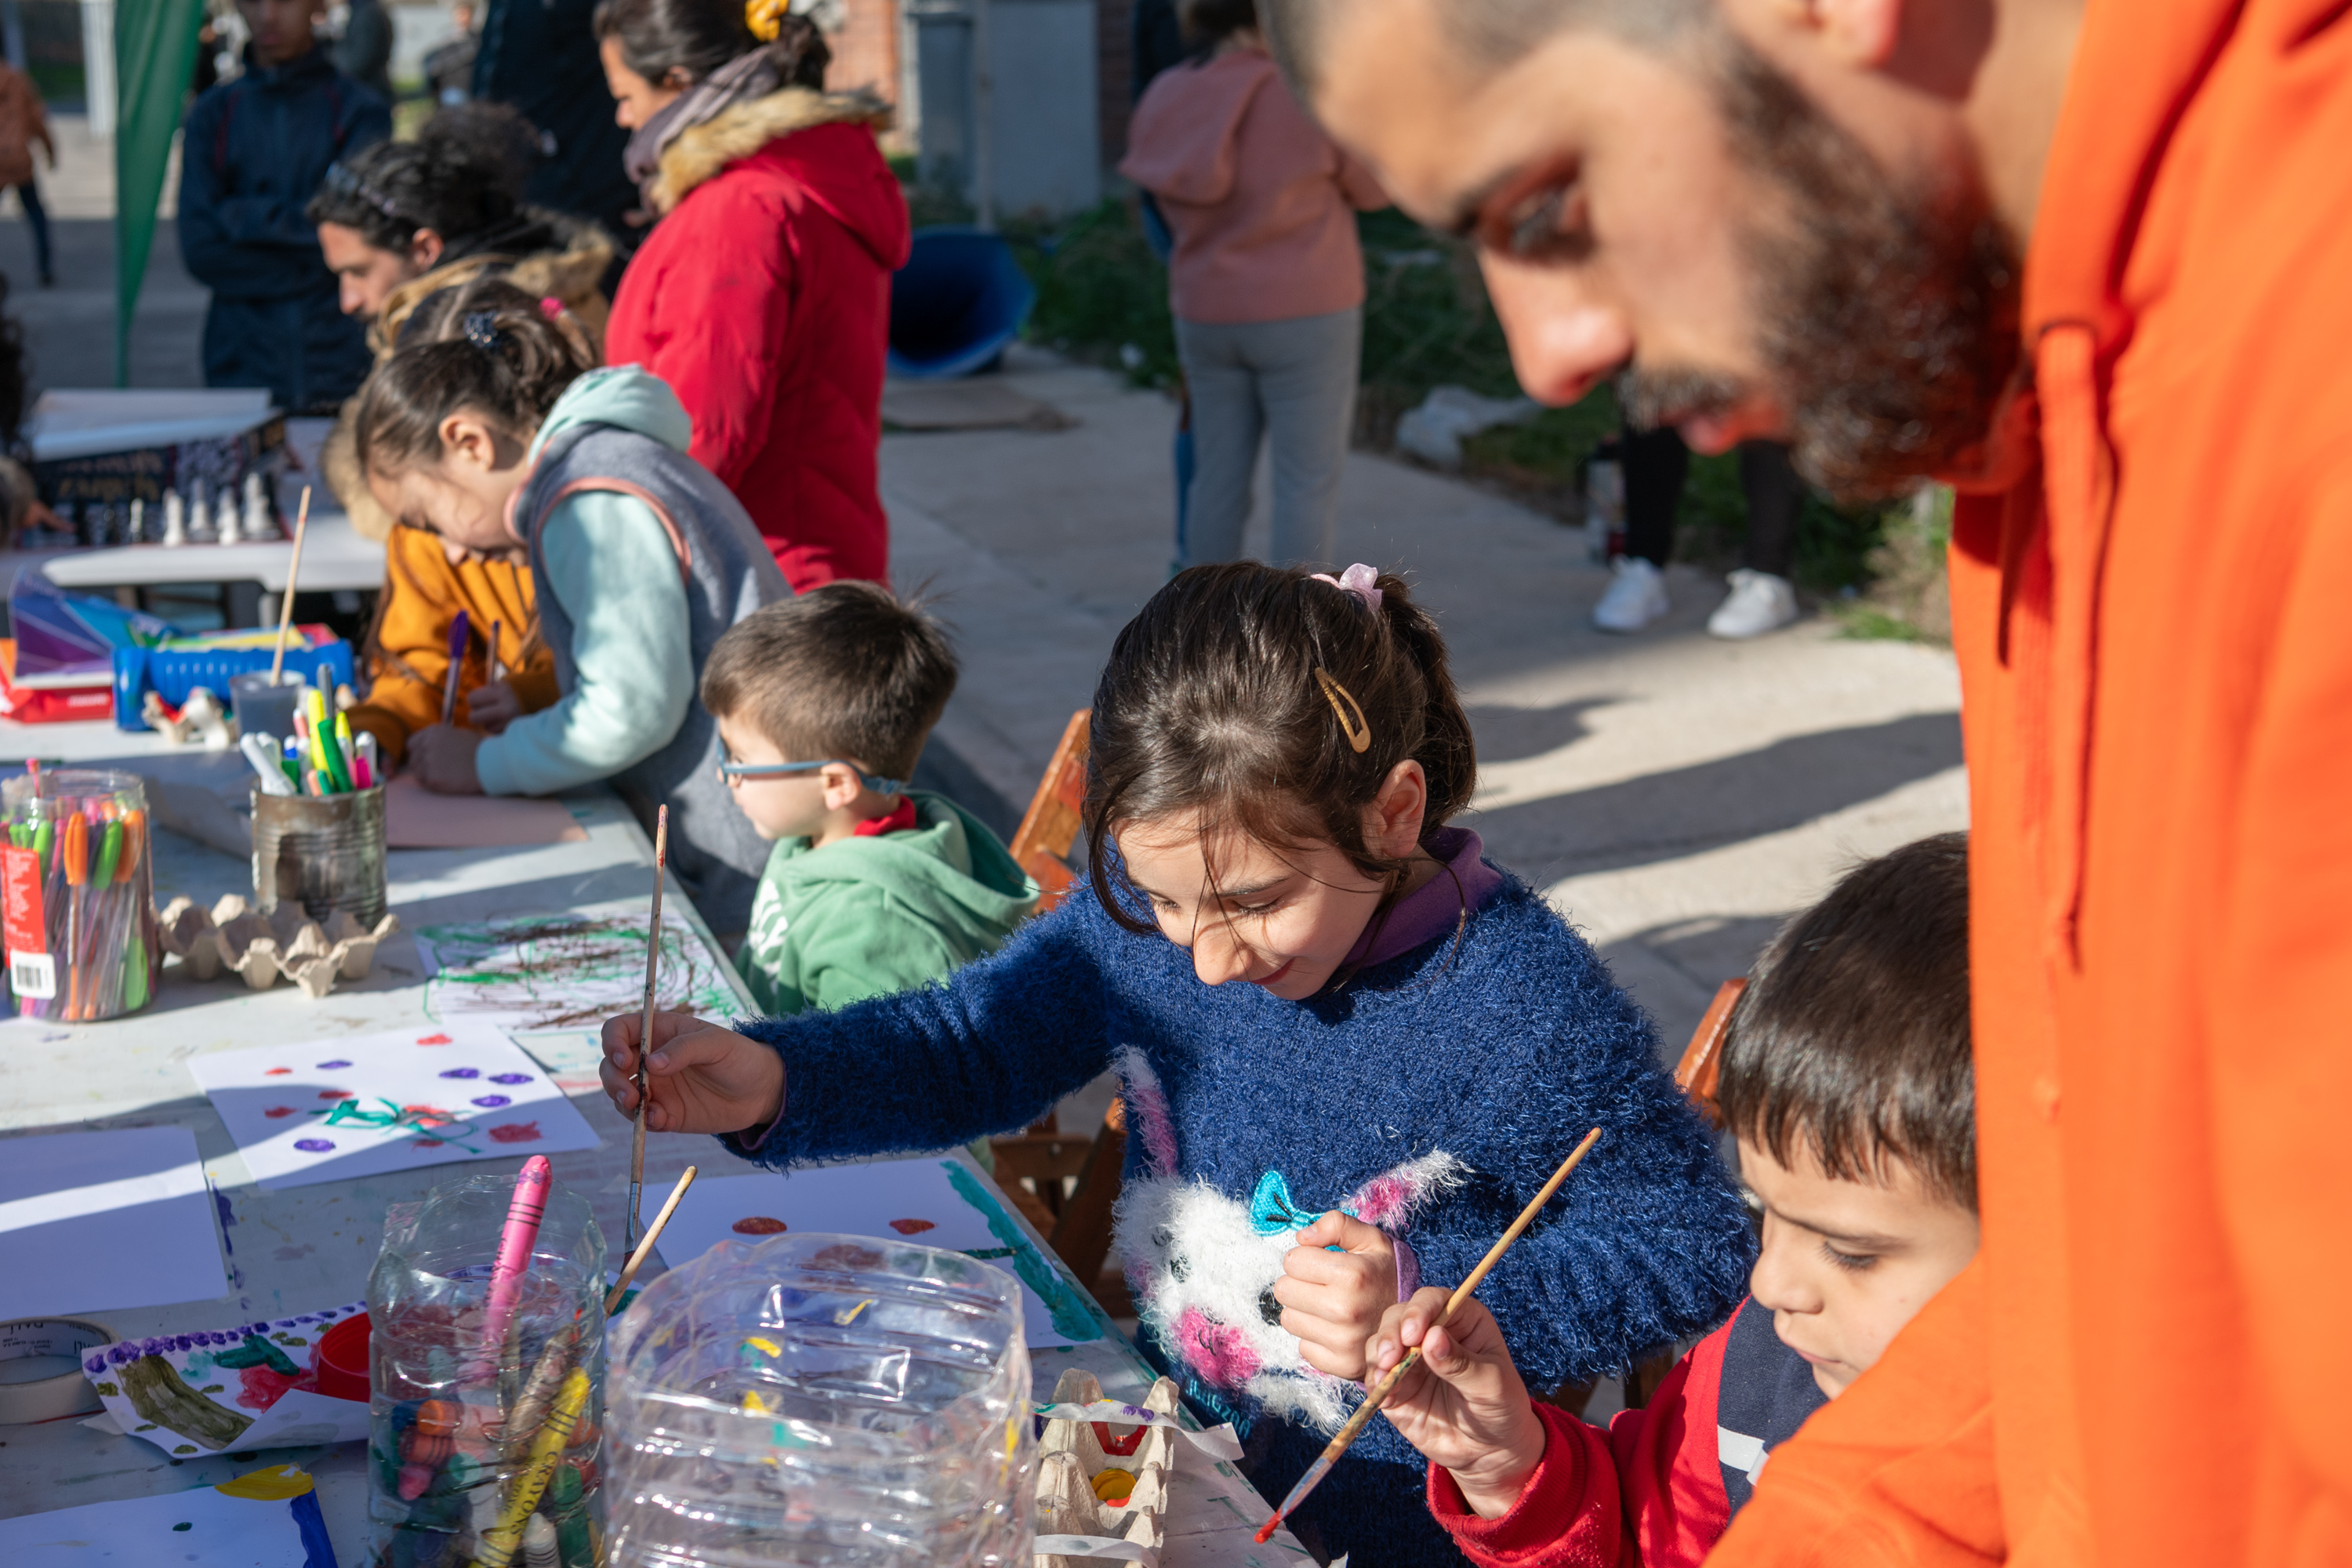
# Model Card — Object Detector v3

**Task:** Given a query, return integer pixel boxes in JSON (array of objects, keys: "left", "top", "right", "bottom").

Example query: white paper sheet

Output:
[
  {"left": 187, "top": 1022, "right": 600, "bottom": 1190},
  {"left": 657, "top": 1157, "right": 1107, "bottom": 1348},
  {"left": 0, "top": 1126, "right": 229, "bottom": 1319},
  {"left": 0, "top": 1470, "right": 322, "bottom": 1566},
  {"left": 412, "top": 898, "right": 742, "bottom": 1035},
  {"left": 86, "top": 1301, "right": 372, "bottom": 1457}
]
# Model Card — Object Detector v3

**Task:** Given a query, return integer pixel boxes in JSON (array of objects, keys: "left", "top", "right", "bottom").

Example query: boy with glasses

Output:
[{"left": 702, "top": 583, "right": 1040, "bottom": 1018}]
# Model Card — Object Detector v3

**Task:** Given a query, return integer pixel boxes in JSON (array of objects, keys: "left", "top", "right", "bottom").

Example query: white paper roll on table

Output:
[{"left": 0, "top": 1316, "right": 116, "bottom": 1424}]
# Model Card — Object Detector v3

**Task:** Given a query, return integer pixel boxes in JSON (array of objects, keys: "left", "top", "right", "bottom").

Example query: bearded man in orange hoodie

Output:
[{"left": 1258, "top": 2, "right": 2352, "bottom": 1564}]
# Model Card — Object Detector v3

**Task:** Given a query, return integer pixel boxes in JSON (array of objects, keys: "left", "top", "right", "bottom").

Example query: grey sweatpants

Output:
[{"left": 1173, "top": 307, "right": 1361, "bottom": 571}]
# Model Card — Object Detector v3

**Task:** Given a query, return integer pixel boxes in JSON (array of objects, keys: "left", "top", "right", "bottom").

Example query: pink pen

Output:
[{"left": 470, "top": 1155, "right": 551, "bottom": 1381}]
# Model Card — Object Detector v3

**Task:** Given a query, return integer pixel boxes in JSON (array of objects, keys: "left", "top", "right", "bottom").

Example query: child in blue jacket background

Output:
[
  {"left": 600, "top": 562, "right": 1755, "bottom": 1566},
  {"left": 180, "top": 0, "right": 387, "bottom": 412}
]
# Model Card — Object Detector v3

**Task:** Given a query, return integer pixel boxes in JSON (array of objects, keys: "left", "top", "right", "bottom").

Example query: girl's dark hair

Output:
[
  {"left": 1178, "top": 0, "right": 1257, "bottom": 45},
  {"left": 590, "top": 0, "right": 828, "bottom": 89},
  {"left": 306, "top": 103, "right": 540, "bottom": 256},
  {"left": 1084, "top": 562, "right": 1476, "bottom": 938},
  {"left": 1715, "top": 831, "right": 1976, "bottom": 1210},
  {"left": 352, "top": 278, "right": 595, "bottom": 475}
]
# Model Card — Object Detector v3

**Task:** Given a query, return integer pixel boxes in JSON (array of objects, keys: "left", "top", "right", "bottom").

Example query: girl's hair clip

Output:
[
  {"left": 1312, "top": 563, "right": 1384, "bottom": 612},
  {"left": 745, "top": 0, "right": 787, "bottom": 42},
  {"left": 1314, "top": 667, "right": 1372, "bottom": 754},
  {"left": 539, "top": 296, "right": 566, "bottom": 321},
  {"left": 462, "top": 311, "right": 501, "bottom": 350}
]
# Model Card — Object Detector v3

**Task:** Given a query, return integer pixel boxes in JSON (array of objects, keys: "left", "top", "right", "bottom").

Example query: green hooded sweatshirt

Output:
[{"left": 736, "top": 790, "right": 1041, "bottom": 1018}]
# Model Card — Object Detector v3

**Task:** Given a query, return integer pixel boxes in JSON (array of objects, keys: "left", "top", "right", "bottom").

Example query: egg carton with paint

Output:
[{"left": 1034, "top": 1369, "right": 1178, "bottom": 1568}]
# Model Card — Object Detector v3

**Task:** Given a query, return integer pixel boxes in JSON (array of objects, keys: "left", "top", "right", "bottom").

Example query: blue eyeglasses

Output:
[{"left": 716, "top": 756, "right": 907, "bottom": 796}]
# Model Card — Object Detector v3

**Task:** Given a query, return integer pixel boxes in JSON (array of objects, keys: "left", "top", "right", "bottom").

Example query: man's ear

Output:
[
  {"left": 1800, "top": 0, "right": 1904, "bottom": 67},
  {"left": 410, "top": 227, "right": 446, "bottom": 271}
]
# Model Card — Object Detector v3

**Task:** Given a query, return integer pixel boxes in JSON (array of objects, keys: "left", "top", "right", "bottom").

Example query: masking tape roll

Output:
[{"left": 0, "top": 1316, "right": 116, "bottom": 1425}]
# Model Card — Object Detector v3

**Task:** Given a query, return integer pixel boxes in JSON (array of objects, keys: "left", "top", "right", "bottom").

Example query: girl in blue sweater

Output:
[{"left": 601, "top": 561, "right": 1755, "bottom": 1566}]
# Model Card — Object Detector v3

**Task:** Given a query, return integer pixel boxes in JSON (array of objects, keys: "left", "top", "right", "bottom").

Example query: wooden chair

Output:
[
  {"left": 992, "top": 1102, "right": 1131, "bottom": 1316},
  {"left": 1005, "top": 709, "right": 1090, "bottom": 915}
]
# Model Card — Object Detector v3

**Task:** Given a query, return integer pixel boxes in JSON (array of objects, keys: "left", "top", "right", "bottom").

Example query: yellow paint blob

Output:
[
  {"left": 1091, "top": 1468, "right": 1135, "bottom": 1504},
  {"left": 216, "top": 1464, "right": 314, "bottom": 1501}
]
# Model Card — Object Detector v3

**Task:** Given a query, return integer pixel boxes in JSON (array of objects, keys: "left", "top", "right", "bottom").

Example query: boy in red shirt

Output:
[{"left": 1364, "top": 833, "right": 1980, "bottom": 1567}]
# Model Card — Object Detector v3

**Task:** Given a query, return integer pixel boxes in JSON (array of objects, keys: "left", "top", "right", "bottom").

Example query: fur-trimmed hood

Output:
[
  {"left": 372, "top": 211, "right": 618, "bottom": 358},
  {"left": 648, "top": 83, "right": 891, "bottom": 216}
]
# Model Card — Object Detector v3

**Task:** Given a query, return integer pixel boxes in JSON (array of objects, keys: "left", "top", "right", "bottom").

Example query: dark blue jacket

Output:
[
  {"left": 472, "top": 0, "right": 634, "bottom": 238},
  {"left": 178, "top": 48, "right": 387, "bottom": 412},
  {"left": 731, "top": 870, "right": 1756, "bottom": 1568}
]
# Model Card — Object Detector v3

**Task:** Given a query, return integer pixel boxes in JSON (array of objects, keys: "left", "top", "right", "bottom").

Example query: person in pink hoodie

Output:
[{"left": 1120, "top": 0, "right": 1385, "bottom": 573}]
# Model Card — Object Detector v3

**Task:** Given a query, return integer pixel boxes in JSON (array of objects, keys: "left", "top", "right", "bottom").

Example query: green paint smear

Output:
[{"left": 942, "top": 1160, "right": 1102, "bottom": 1343}]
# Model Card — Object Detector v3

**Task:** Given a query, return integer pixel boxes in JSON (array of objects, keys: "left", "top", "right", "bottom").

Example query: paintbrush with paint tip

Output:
[
  {"left": 1252, "top": 1125, "right": 1606, "bottom": 1544},
  {"left": 626, "top": 804, "right": 669, "bottom": 1254},
  {"left": 606, "top": 1163, "right": 695, "bottom": 1314}
]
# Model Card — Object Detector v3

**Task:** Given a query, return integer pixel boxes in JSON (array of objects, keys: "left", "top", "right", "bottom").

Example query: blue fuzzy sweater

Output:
[{"left": 733, "top": 868, "right": 1755, "bottom": 1567}]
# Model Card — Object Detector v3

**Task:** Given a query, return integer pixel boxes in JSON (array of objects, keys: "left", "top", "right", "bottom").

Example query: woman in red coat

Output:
[{"left": 595, "top": 0, "right": 909, "bottom": 590}]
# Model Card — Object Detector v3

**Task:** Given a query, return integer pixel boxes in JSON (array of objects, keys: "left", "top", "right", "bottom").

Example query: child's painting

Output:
[
  {"left": 0, "top": 1125, "right": 230, "bottom": 1319},
  {"left": 656, "top": 1156, "right": 1109, "bottom": 1348},
  {"left": 187, "top": 1023, "right": 599, "bottom": 1191},
  {"left": 0, "top": 1463, "right": 330, "bottom": 1566},
  {"left": 413, "top": 898, "right": 741, "bottom": 1034},
  {"left": 86, "top": 1302, "right": 371, "bottom": 1457}
]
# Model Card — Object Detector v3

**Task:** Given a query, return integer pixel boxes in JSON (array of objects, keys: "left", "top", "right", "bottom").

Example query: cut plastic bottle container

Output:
[
  {"left": 2, "top": 769, "right": 159, "bottom": 1021},
  {"left": 605, "top": 1232, "right": 1036, "bottom": 1568},
  {"left": 367, "top": 1172, "right": 608, "bottom": 1568}
]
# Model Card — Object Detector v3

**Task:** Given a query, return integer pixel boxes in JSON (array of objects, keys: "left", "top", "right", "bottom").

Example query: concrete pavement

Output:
[{"left": 886, "top": 347, "right": 1967, "bottom": 1054}]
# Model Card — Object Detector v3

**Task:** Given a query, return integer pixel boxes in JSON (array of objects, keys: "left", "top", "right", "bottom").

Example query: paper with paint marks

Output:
[
  {"left": 0, "top": 1125, "right": 229, "bottom": 1319},
  {"left": 85, "top": 1301, "right": 371, "bottom": 1457},
  {"left": 187, "top": 1022, "right": 599, "bottom": 1190},
  {"left": 0, "top": 1463, "right": 331, "bottom": 1566},
  {"left": 656, "top": 1156, "right": 1106, "bottom": 1348},
  {"left": 412, "top": 898, "right": 741, "bottom": 1035}
]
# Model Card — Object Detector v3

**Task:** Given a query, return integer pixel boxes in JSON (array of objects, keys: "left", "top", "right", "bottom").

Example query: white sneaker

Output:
[
  {"left": 1707, "top": 569, "right": 1800, "bottom": 639},
  {"left": 1592, "top": 556, "right": 1670, "bottom": 633}
]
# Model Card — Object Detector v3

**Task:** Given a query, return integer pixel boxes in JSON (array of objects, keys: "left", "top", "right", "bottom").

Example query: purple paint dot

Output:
[
  {"left": 470, "top": 1094, "right": 511, "bottom": 1109},
  {"left": 488, "top": 1073, "right": 531, "bottom": 1085},
  {"left": 317, "top": 1059, "right": 351, "bottom": 1070},
  {"left": 295, "top": 1138, "right": 335, "bottom": 1152},
  {"left": 85, "top": 1357, "right": 103, "bottom": 1374},
  {"left": 438, "top": 1068, "right": 481, "bottom": 1080}
]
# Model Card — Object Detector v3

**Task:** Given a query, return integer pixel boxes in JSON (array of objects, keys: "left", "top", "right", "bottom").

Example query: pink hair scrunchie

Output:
[
  {"left": 539, "top": 296, "right": 566, "bottom": 321},
  {"left": 1311, "top": 563, "right": 1384, "bottom": 611}
]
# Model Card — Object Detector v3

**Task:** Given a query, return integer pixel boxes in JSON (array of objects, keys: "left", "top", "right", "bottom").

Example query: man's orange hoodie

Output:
[{"left": 1714, "top": 0, "right": 2352, "bottom": 1563}]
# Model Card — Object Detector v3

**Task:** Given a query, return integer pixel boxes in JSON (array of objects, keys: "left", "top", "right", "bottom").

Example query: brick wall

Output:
[{"left": 825, "top": 0, "right": 907, "bottom": 150}]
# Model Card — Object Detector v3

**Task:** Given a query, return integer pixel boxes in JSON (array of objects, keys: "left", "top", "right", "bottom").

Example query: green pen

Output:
[{"left": 93, "top": 820, "right": 122, "bottom": 887}]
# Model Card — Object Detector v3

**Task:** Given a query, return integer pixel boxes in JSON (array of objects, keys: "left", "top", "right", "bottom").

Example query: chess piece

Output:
[
  {"left": 189, "top": 488, "right": 212, "bottom": 543},
  {"left": 218, "top": 485, "right": 242, "bottom": 545},
  {"left": 128, "top": 497, "right": 145, "bottom": 543},
  {"left": 241, "top": 472, "right": 274, "bottom": 541},
  {"left": 162, "top": 490, "right": 187, "bottom": 546}
]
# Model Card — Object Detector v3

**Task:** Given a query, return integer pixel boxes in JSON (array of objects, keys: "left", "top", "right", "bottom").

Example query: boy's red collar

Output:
[{"left": 851, "top": 796, "right": 918, "bottom": 838}]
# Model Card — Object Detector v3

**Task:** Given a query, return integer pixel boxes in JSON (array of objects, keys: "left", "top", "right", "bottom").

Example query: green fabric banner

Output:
[{"left": 112, "top": 0, "right": 205, "bottom": 386}]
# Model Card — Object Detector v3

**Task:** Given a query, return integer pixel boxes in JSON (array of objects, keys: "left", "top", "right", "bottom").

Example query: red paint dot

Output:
[
  {"left": 732, "top": 1216, "right": 788, "bottom": 1236},
  {"left": 415, "top": 1139, "right": 445, "bottom": 1149},
  {"left": 887, "top": 1218, "right": 935, "bottom": 1236},
  {"left": 263, "top": 1106, "right": 298, "bottom": 1120},
  {"left": 264, "top": 1068, "right": 292, "bottom": 1076},
  {"left": 318, "top": 1089, "right": 355, "bottom": 1101},
  {"left": 486, "top": 1122, "right": 542, "bottom": 1144},
  {"left": 416, "top": 1033, "right": 452, "bottom": 1046}
]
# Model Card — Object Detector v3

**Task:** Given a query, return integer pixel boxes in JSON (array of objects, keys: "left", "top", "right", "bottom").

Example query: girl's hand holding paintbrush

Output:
[
  {"left": 1363, "top": 1290, "right": 1548, "bottom": 1519},
  {"left": 601, "top": 1010, "right": 783, "bottom": 1135}
]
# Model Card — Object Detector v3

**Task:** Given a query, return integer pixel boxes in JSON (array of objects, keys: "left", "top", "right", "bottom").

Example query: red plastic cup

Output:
[{"left": 314, "top": 1312, "right": 372, "bottom": 1403}]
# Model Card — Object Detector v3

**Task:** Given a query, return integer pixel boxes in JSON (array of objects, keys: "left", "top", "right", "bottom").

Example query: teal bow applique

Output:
[{"left": 1250, "top": 1171, "right": 1354, "bottom": 1249}]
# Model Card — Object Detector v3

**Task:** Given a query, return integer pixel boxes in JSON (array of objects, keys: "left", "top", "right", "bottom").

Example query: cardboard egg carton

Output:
[
  {"left": 158, "top": 894, "right": 400, "bottom": 997},
  {"left": 1035, "top": 1370, "right": 1177, "bottom": 1568}
]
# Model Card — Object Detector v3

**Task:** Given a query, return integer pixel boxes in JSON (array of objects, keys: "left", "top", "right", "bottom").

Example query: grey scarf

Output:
[{"left": 622, "top": 45, "right": 786, "bottom": 208}]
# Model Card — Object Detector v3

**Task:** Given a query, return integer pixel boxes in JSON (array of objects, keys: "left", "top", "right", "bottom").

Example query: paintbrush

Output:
[
  {"left": 626, "top": 804, "right": 670, "bottom": 1254},
  {"left": 440, "top": 608, "right": 470, "bottom": 725},
  {"left": 1252, "top": 1125, "right": 1606, "bottom": 1544},
  {"left": 267, "top": 486, "right": 312, "bottom": 684},
  {"left": 606, "top": 1163, "right": 695, "bottom": 1314}
]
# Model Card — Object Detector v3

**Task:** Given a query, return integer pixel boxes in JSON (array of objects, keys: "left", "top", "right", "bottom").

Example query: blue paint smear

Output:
[
  {"left": 940, "top": 1160, "right": 1102, "bottom": 1342},
  {"left": 291, "top": 1488, "right": 339, "bottom": 1568}
]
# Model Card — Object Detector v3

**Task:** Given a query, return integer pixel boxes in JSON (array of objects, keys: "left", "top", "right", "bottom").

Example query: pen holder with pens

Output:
[
  {"left": 368, "top": 1173, "right": 608, "bottom": 1568},
  {"left": 1, "top": 770, "right": 160, "bottom": 1022},
  {"left": 252, "top": 784, "right": 389, "bottom": 931}
]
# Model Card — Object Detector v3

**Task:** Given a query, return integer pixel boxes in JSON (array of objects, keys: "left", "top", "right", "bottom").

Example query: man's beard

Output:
[{"left": 1621, "top": 42, "right": 2023, "bottom": 503}]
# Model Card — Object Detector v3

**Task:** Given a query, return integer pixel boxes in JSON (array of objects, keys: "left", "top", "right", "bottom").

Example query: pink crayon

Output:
[{"left": 470, "top": 1156, "right": 551, "bottom": 1381}]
